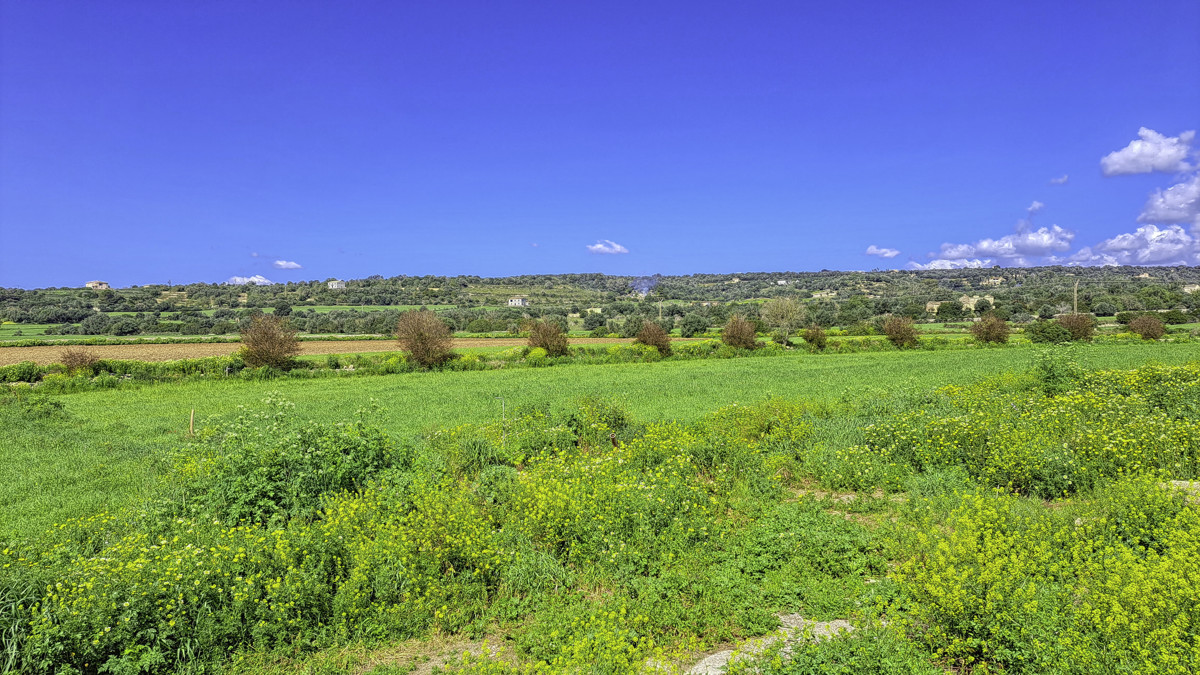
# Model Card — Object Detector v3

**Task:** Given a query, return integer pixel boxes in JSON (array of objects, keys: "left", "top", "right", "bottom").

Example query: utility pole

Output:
[{"left": 1074, "top": 279, "right": 1079, "bottom": 314}]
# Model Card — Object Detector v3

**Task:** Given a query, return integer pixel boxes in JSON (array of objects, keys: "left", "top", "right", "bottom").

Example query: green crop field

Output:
[{"left": 2, "top": 342, "right": 1198, "bottom": 674}]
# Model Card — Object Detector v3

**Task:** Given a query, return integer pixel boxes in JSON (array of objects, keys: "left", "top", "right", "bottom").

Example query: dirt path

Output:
[{"left": 0, "top": 338, "right": 641, "bottom": 366}]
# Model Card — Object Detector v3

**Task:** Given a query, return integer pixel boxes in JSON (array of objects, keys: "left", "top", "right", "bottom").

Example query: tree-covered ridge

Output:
[{"left": 2, "top": 266, "right": 1198, "bottom": 337}]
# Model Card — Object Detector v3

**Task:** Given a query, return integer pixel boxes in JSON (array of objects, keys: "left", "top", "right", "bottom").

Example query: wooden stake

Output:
[{"left": 189, "top": 409, "right": 195, "bottom": 437}]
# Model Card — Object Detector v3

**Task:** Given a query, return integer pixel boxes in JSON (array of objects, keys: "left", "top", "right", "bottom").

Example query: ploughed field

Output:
[{"left": 0, "top": 337, "right": 642, "bottom": 366}]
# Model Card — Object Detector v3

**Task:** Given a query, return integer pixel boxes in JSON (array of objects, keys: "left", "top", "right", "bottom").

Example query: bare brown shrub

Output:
[
  {"left": 396, "top": 310, "right": 455, "bottom": 368},
  {"left": 634, "top": 320, "right": 672, "bottom": 356},
  {"left": 970, "top": 313, "right": 1010, "bottom": 344},
  {"left": 528, "top": 320, "right": 569, "bottom": 357},
  {"left": 882, "top": 315, "right": 919, "bottom": 349},
  {"left": 1129, "top": 314, "right": 1166, "bottom": 340},
  {"left": 721, "top": 315, "right": 759, "bottom": 350},
  {"left": 239, "top": 315, "right": 300, "bottom": 369},
  {"left": 1058, "top": 313, "right": 1096, "bottom": 341},
  {"left": 60, "top": 347, "right": 100, "bottom": 375}
]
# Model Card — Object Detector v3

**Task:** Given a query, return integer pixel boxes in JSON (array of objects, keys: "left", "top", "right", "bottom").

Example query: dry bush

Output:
[
  {"left": 970, "top": 313, "right": 1011, "bottom": 344},
  {"left": 528, "top": 320, "right": 569, "bottom": 357},
  {"left": 1129, "top": 314, "right": 1165, "bottom": 340},
  {"left": 634, "top": 320, "right": 672, "bottom": 356},
  {"left": 396, "top": 310, "right": 455, "bottom": 368},
  {"left": 883, "top": 315, "right": 919, "bottom": 349},
  {"left": 721, "top": 315, "right": 759, "bottom": 350},
  {"left": 60, "top": 347, "right": 100, "bottom": 375},
  {"left": 239, "top": 315, "right": 300, "bottom": 369},
  {"left": 801, "top": 324, "right": 827, "bottom": 350},
  {"left": 1058, "top": 313, "right": 1096, "bottom": 341}
]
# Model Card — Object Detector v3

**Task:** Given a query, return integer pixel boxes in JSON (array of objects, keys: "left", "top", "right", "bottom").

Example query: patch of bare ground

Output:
[
  {"left": 0, "top": 337, "right": 662, "bottom": 366},
  {"left": 354, "top": 634, "right": 511, "bottom": 675}
]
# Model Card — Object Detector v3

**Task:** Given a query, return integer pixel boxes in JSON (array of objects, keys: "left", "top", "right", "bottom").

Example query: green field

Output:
[
  {"left": 4, "top": 342, "right": 1194, "bottom": 541},
  {"left": 3, "top": 342, "right": 1199, "bottom": 674}
]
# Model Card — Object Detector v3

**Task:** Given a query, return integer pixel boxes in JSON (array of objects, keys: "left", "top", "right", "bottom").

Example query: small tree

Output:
[
  {"left": 239, "top": 315, "right": 300, "bottom": 369},
  {"left": 760, "top": 297, "right": 805, "bottom": 345},
  {"left": 970, "top": 313, "right": 1010, "bottom": 344},
  {"left": 1025, "top": 319, "right": 1072, "bottom": 344},
  {"left": 679, "top": 313, "right": 709, "bottom": 338},
  {"left": 1058, "top": 313, "right": 1096, "bottom": 341},
  {"left": 528, "top": 320, "right": 569, "bottom": 357},
  {"left": 634, "top": 320, "right": 672, "bottom": 356},
  {"left": 801, "top": 324, "right": 827, "bottom": 351},
  {"left": 396, "top": 310, "right": 454, "bottom": 368},
  {"left": 882, "top": 316, "right": 919, "bottom": 348},
  {"left": 1128, "top": 314, "right": 1165, "bottom": 340},
  {"left": 721, "top": 315, "right": 759, "bottom": 350}
]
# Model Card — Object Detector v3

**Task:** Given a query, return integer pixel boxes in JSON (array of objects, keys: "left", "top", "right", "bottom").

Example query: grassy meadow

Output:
[{"left": 2, "top": 341, "right": 1199, "bottom": 673}]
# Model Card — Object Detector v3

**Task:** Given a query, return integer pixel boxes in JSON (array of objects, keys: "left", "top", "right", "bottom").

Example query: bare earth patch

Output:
[{"left": 0, "top": 338, "right": 642, "bottom": 366}]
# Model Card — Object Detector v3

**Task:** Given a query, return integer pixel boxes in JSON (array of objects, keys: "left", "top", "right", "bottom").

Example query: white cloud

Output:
[
  {"left": 932, "top": 224, "right": 1074, "bottom": 262},
  {"left": 1049, "top": 174, "right": 1069, "bottom": 185},
  {"left": 1096, "top": 224, "right": 1198, "bottom": 265},
  {"left": 586, "top": 239, "right": 629, "bottom": 254},
  {"left": 865, "top": 245, "right": 900, "bottom": 258},
  {"left": 227, "top": 274, "right": 274, "bottom": 285},
  {"left": 1100, "top": 127, "right": 1195, "bottom": 176},
  {"left": 908, "top": 258, "right": 991, "bottom": 270},
  {"left": 272, "top": 260, "right": 302, "bottom": 269},
  {"left": 1138, "top": 174, "right": 1200, "bottom": 225},
  {"left": 1027, "top": 200, "right": 1045, "bottom": 215}
]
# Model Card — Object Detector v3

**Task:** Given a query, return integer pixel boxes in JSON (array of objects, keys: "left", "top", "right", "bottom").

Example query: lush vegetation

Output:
[
  {"left": 4, "top": 267, "right": 1199, "bottom": 341},
  {"left": 1, "top": 342, "right": 1198, "bottom": 673}
]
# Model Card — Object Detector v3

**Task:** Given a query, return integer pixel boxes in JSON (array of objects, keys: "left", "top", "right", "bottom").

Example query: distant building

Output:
[
  {"left": 508, "top": 297, "right": 529, "bottom": 307},
  {"left": 925, "top": 301, "right": 943, "bottom": 313},
  {"left": 812, "top": 290, "right": 837, "bottom": 300},
  {"left": 1136, "top": 273, "right": 1151, "bottom": 279},
  {"left": 981, "top": 277, "right": 1005, "bottom": 287},
  {"left": 776, "top": 280, "right": 788, "bottom": 286},
  {"left": 1183, "top": 284, "right": 1200, "bottom": 294},
  {"left": 327, "top": 280, "right": 347, "bottom": 289},
  {"left": 85, "top": 281, "right": 110, "bottom": 290},
  {"left": 958, "top": 294, "right": 995, "bottom": 311}
]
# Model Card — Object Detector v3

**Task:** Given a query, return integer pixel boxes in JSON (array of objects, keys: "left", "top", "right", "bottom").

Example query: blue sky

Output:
[{"left": 2, "top": 1, "right": 1198, "bottom": 288}]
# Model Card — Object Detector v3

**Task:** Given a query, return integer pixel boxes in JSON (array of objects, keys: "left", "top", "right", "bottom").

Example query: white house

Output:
[
  {"left": 85, "top": 281, "right": 110, "bottom": 290},
  {"left": 508, "top": 297, "right": 529, "bottom": 307},
  {"left": 327, "top": 280, "right": 347, "bottom": 289}
]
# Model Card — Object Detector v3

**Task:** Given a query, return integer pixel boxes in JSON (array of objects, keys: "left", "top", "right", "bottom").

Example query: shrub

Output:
[
  {"left": 396, "top": 309, "right": 455, "bottom": 368},
  {"left": 528, "top": 320, "right": 569, "bottom": 356},
  {"left": 970, "top": 313, "right": 1010, "bottom": 344},
  {"left": 679, "top": 313, "right": 708, "bottom": 338},
  {"left": 1115, "top": 311, "right": 1136, "bottom": 325},
  {"left": 634, "top": 320, "right": 672, "bottom": 356},
  {"left": 59, "top": 347, "right": 100, "bottom": 375},
  {"left": 1129, "top": 314, "right": 1165, "bottom": 340},
  {"left": 238, "top": 315, "right": 300, "bottom": 369},
  {"left": 1058, "top": 313, "right": 1096, "bottom": 341},
  {"left": 1025, "top": 319, "right": 1072, "bottom": 344},
  {"left": 721, "top": 315, "right": 759, "bottom": 350},
  {"left": 1162, "top": 309, "right": 1189, "bottom": 324},
  {"left": 801, "top": 325, "right": 827, "bottom": 351},
  {"left": 882, "top": 316, "right": 918, "bottom": 349}
]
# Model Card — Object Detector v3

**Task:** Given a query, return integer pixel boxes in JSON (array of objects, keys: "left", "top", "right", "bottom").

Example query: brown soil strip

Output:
[{"left": 0, "top": 338, "right": 641, "bottom": 366}]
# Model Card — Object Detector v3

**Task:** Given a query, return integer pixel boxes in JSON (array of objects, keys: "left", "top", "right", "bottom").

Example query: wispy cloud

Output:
[
  {"left": 1101, "top": 127, "right": 1195, "bottom": 176},
  {"left": 1049, "top": 174, "right": 1069, "bottom": 185},
  {"left": 586, "top": 239, "right": 629, "bottom": 254},
  {"left": 1027, "top": 200, "right": 1045, "bottom": 215},
  {"left": 865, "top": 245, "right": 900, "bottom": 258},
  {"left": 272, "top": 260, "right": 302, "bottom": 270},
  {"left": 227, "top": 274, "right": 273, "bottom": 285}
]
